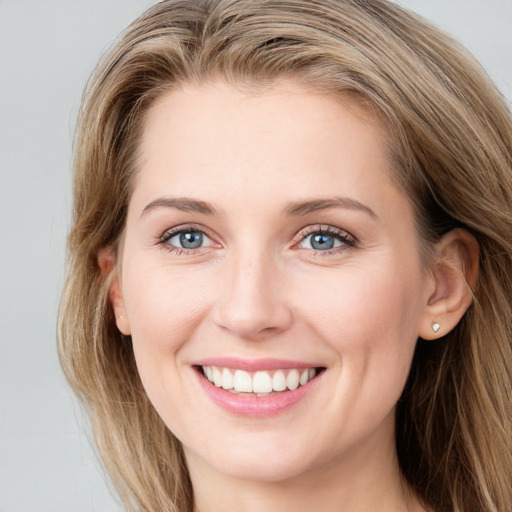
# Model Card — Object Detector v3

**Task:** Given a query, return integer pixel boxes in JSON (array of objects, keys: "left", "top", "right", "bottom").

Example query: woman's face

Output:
[{"left": 113, "top": 81, "right": 434, "bottom": 484}]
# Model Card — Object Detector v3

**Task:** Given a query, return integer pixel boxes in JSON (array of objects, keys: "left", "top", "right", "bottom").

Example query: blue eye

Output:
[
  {"left": 163, "top": 228, "right": 214, "bottom": 251},
  {"left": 177, "top": 231, "right": 203, "bottom": 249},
  {"left": 298, "top": 227, "right": 354, "bottom": 252},
  {"left": 310, "top": 233, "right": 337, "bottom": 250}
]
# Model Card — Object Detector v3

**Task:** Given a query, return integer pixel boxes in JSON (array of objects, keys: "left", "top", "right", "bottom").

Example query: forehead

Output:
[{"left": 133, "top": 80, "right": 397, "bottom": 203}]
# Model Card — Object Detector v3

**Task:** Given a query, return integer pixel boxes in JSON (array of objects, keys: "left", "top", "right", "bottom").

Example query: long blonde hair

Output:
[{"left": 58, "top": 1, "right": 512, "bottom": 511}]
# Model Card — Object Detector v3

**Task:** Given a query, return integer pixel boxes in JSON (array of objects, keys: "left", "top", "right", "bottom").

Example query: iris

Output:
[
  {"left": 180, "top": 231, "right": 203, "bottom": 249},
  {"left": 310, "top": 233, "right": 335, "bottom": 250}
]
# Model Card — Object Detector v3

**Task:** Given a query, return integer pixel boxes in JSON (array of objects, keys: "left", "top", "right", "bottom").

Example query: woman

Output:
[{"left": 58, "top": 1, "right": 512, "bottom": 511}]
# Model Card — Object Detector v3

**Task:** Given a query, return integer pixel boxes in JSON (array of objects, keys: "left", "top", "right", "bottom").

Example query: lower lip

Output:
[{"left": 194, "top": 368, "right": 323, "bottom": 417}]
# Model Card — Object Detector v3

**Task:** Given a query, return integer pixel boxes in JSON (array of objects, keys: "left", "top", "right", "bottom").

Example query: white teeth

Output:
[
  {"left": 234, "top": 370, "right": 253, "bottom": 392},
  {"left": 286, "top": 369, "right": 300, "bottom": 391},
  {"left": 272, "top": 370, "right": 287, "bottom": 391},
  {"left": 202, "top": 365, "right": 320, "bottom": 394},
  {"left": 212, "top": 366, "right": 222, "bottom": 387},
  {"left": 299, "top": 369, "right": 309, "bottom": 386},
  {"left": 253, "top": 371, "right": 273, "bottom": 393},
  {"left": 221, "top": 368, "right": 234, "bottom": 390}
]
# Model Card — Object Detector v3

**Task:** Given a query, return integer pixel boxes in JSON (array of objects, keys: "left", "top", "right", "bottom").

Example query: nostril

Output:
[{"left": 214, "top": 299, "right": 294, "bottom": 340}]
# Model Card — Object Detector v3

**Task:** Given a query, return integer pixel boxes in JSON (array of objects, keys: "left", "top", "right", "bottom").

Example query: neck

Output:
[{"left": 186, "top": 427, "right": 426, "bottom": 512}]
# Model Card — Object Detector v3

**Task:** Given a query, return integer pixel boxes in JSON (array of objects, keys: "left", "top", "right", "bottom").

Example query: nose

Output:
[{"left": 213, "top": 251, "right": 293, "bottom": 341}]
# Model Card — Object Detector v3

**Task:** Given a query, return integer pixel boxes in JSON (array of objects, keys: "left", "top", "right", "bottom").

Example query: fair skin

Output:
[{"left": 100, "top": 81, "right": 477, "bottom": 512}]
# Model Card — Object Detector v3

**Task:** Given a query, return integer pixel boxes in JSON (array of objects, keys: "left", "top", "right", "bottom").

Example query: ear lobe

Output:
[
  {"left": 97, "top": 247, "right": 131, "bottom": 336},
  {"left": 418, "top": 229, "right": 479, "bottom": 340}
]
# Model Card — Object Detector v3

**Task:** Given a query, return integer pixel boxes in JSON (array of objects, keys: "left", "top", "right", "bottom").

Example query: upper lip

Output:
[{"left": 192, "top": 357, "right": 324, "bottom": 372}]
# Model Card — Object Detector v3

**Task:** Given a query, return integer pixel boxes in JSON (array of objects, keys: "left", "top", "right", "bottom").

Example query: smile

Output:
[
  {"left": 194, "top": 361, "right": 325, "bottom": 417},
  {"left": 201, "top": 366, "right": 318, "bottom": 395}
]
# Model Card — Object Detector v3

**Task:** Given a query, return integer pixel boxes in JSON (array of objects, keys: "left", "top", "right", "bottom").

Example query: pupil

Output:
[
  {"left": 180, "top": 231, "right": 203, "bottom": 249},
  {"left": 311, "top": 233, "right": 334, "bottom": 250}
]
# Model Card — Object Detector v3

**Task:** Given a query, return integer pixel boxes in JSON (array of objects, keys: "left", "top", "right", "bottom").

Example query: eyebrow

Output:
[
  {"left": 141, "top": 197, "right": 222, "bottom": 217},
  {"left": 285, "top": 197, "right": 378, "bottom": 219},
  {"left": 140, "top": 195, "right": 377, "bottom": 220}
]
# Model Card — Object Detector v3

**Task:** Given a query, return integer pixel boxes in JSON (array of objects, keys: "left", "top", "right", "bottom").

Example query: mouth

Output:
[
  {"left": 192, "top": 358, "right": 326, "bottom": 416},
  {"left": 195, "top": 365, "right": 325, "bottom": 396}
]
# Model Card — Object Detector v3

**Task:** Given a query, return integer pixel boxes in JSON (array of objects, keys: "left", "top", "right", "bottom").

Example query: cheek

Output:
[
  {"left": 295, "top": 260, "right": 423, "bottom": 402},
  {"left": 120, "top": 261, "right": 216, "bottom": 424},
  {"left": 121, "top": 258, "right": 211, "bottom": 368},
  {"left": 298, "top": 260, "right": 422, "bottom": 344}
]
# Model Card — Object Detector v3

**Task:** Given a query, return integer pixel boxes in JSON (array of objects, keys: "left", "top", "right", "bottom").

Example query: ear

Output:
[
  {"left": 97, "top": 247, "right": 131, "bottom": 336},
  {"left": 418, "top": 229, "right": 479, "bottom": 340}
]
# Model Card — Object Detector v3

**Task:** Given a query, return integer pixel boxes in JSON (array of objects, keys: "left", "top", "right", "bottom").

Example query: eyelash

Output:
[
  {"left": 295, "top": 225, "right": 356, "bottom": 255},
  {"left": 157, "top": 224, "right": 215, "bottom": 255},
  {"left": 157, "top": 224, "right": 357, "bottom": 256}
]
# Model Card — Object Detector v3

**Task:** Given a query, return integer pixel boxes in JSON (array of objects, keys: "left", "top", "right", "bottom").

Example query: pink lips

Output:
[
  {"left": 193, "top": 357, "right": 319, "bottom": 371},
  {"left": 193, "top": 357, "right": 324, "bottom": 417}
]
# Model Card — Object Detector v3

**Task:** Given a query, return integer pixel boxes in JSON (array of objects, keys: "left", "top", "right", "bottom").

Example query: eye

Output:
[
  {"left": 297, "top": 226, "right": 355, "bottom": 252},
  {"left": 170, "top": 230, "right": 207, "bottom": 249},
  {"left": 159, "top": 226, "right": 215, "bottom": 252}
]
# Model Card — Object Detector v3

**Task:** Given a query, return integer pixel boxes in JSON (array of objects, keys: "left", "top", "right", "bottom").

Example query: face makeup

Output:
[
  {"left": 193, "top": 357, "right": 323, "bottom": 416},
  {"left": 112, "top": 80, "right": 432, "bottom": 489}
]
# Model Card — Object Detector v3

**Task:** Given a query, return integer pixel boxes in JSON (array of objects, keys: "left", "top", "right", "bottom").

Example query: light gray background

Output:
[{"left": 0, "top": 1, "right": 510, "bottom": 511}]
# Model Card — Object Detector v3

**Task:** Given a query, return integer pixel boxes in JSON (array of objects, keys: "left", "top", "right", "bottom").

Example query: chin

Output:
[
  {"left": 214, "top": 455, "right": 314, "bottom": 483},
  {"left": 184, "top": 429, "right": 326, "bottom": 484}
]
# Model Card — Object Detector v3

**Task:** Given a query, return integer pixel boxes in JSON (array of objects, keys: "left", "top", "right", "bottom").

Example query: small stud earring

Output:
[{"left": 432, "top": 322, "right": 441, "bottom": 333}]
